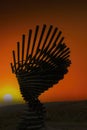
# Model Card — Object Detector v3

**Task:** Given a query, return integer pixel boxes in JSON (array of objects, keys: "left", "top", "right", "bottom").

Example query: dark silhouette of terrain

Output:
[{"left": 0, "top": 100, "right": 87, "bottom": 130}]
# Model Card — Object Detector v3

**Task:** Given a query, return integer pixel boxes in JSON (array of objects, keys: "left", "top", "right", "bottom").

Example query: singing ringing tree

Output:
[{"left": 10, "top": 24, "right": 71, "bottom": 130}]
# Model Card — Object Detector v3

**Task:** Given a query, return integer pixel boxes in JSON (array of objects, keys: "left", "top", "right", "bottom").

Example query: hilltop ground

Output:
[{"left": 0, "top": 101, "right": 87, "bottom": 130}]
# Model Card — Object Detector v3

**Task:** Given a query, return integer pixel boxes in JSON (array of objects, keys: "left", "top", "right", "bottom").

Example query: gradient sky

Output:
[{"left": 0, "top": 0, "right": 87, "bottom": 103}]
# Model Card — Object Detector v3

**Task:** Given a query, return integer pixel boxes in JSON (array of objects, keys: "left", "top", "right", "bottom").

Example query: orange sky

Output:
[{"left": 0, "top": 0, "right": 87, "bottom": 103}]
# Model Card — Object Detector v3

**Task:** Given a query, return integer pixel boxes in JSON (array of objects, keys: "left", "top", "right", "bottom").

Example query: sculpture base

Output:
[{"left": 17, "top": 103, "right": 46, "bottom": 130}]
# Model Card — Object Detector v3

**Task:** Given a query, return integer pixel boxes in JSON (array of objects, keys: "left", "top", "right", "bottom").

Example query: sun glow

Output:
[
  {"left": 0, "top": 86, "right": 24, "bottom": 104},
  {"left": 3, "top": 94, "right": 13, "bottom": 102}
]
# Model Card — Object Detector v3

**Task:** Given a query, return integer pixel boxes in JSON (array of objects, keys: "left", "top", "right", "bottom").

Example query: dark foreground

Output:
[{"left": 0, "top": 101, "right": 87, "bottom": 130}]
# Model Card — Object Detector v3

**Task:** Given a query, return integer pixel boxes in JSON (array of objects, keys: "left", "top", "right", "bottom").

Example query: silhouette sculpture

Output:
[{"left": 10, "top": 24, "right": 71, "bottom": 130}]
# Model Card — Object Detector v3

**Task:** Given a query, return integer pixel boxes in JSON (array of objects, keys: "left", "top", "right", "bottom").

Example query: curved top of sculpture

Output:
[{"left": 10, "top": 24, "right": 71, "bottom": 98}]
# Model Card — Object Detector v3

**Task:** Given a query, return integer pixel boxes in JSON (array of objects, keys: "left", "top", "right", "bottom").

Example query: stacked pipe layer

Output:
[{"left": 10, "top": 25, "right": 71, "bottom": 130}]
